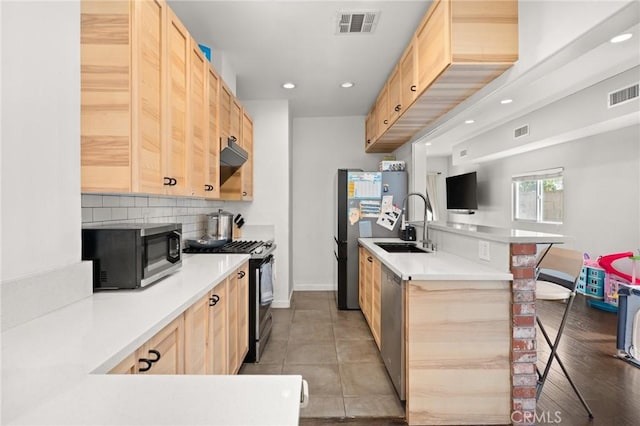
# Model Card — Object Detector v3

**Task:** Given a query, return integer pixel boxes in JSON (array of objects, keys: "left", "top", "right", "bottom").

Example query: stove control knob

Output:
[{"left": 254, "top": 247, "right": 263, "bottom": 254}]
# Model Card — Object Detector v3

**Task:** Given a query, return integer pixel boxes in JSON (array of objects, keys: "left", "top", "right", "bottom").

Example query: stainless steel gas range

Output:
[{"left": 183, "top": 240, "right": 276, "bottom": 363}]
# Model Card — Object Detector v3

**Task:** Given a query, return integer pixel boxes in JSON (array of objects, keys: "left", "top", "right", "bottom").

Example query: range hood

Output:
[{"left": 220, "top": 137, "right": 248, "bottom": 184}]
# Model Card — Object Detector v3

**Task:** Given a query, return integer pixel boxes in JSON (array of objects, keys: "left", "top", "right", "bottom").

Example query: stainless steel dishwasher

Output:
[{"left": 381, "top": 264, "right": 405, "bottom": 401}]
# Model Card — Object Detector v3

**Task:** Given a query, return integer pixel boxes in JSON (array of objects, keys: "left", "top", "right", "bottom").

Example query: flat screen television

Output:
[{"left": 446, "top": 171, "right": 478, "bottom": 210}]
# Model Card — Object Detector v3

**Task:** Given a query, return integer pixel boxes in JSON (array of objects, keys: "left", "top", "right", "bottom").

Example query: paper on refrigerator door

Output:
[{"left": 377, "top": 202, "right": 402, "bottom": 231}]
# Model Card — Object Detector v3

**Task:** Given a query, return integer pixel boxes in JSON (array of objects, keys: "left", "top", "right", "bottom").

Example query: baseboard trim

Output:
[
  {"left": 271, "top": 290, "right": 292, "bottom": 309},
  {"left": 293, "top": 283, "right": 336, "bottom": 292}
]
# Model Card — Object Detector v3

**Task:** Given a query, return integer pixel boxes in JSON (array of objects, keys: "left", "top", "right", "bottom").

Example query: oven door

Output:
[
  {"left": 254, "top": 254, "right": 274, "bottom": 362},
  {"left": 258, "top": 255, "right": 274, "bottom": 321}
]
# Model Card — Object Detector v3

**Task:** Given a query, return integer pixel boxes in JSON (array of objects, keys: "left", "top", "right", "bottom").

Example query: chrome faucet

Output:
[{"left": 401, "top": 192, "right": 434, "bottom": 251}]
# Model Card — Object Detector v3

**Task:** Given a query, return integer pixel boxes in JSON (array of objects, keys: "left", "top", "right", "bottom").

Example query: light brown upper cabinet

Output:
[
  {"left": 81, "top": 0, "right": 168, "bottom": 193},
  {"left": 165, "top": 8, "right": 189, "bottom": 196},
  {"left": 241, "top": 111, "right": 254, "bottom": 201},
  {"left": 365, "top": 0, "right": 518, "bottom": 153},
  {"left": 364, "top": 104, "right": 377, "bottom": 149},
  {"left": 219, "top": 82, "right": 232, "bottom": 143},
  {"left": 400, "top": 39, "right": 418, "bottom": 113},
  {"left": 205, "top": 66, "right": 221, "bottom": 199},
  {"left": 187, "top": 38, "right": 207, "bottom": 198},
  {"left": 387, "top": 65, "right": 402, "bottom": 125},
  {"left": 230, "top": 98, "right": 243, "bottom": 145},
  {"left": 376, "top": 85, "right": 390, "bottom": 137}
]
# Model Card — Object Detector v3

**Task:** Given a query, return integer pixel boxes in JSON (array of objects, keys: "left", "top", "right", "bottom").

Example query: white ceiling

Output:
[
  {"left": 169, "top": 0, "right": 432, "bottom": 118},
  {"left": 169, "top": 0, "right": 640, "bottom": 156}
]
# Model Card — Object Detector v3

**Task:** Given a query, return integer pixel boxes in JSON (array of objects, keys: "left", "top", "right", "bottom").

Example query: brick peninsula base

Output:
[{"left": 510, "top": 243, "right": 538, "bottom": 425}]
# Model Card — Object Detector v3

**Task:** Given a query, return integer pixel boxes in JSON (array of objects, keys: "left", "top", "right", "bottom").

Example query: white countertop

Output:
[
  {"left": 2, "top": 254, "right": 302, "bottom": 426},
  {"left": 359, "top": 238, "right": 513, "bottom": 281},
  {"left": 422, "top": 221, "right": 568, "bottom": 244}
]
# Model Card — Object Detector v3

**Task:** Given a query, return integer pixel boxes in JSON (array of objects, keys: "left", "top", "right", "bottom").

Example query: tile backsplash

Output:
[{"left": 82, "top": 194, "right": 225, "bottom": 241}]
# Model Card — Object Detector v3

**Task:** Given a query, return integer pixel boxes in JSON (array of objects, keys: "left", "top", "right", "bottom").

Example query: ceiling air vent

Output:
[
  {"left": 514, "top": 124, "right": 529, "bottom": 139},
  {"left": 608, "top": 83, "right": 639, "bottom": 108},
  {"left": 337, "top": 11, "right": 379, "bottom": 34}
]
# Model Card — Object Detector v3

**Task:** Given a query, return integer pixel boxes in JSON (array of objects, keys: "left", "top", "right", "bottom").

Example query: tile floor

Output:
[{"left": 239, "top": 291, "right": 405, "bottom": 419}]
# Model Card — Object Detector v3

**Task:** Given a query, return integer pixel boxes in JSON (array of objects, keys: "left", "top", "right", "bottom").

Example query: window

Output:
[{"left": 512, "top": 168, "right": 564, "bottom": 224}]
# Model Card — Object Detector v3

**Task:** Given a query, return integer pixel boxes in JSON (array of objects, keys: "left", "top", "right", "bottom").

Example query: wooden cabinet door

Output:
[
  {"left": 184, "top": 293, "right": 209, "bottom": 374},
  {"left": 138, "top": 315, "right": 184, "bottom": 375},
  {"left": 388, "top": 65, "right": 402, "bottom": 124},
  {"left": 208, "top": 279, "right": 228, "bottom": 375},
  {"left": 109, "top": 352, "right": 137, "bottom": 375},
  {"left": 363, "top": 250, "right": 373, "bottom": 324},
  {"left": 241, "top": 111, "right": 253, "bottom": 200},
  {"left": 165, "top": 8, "right": 189, "bottom": 196},
  {"left": 230, "top": 97, "right": 242, "bottom": 143},
  {"left": 237, "top": 263, "right": 249, "bottom": 363},
  {"left": 358, "top": 247, "right": 366, "bottom": 310},
  {"left": 227, "top": 269, "right": 239, "bottom": 373},
  {"left": 400, "top": 39, "right": 418, "bottom": 112},
  {"left": 187, "top": 38, "right": 207, "bottom": 197},
  {"left": 219, "top": 83, "right": 232, "bottom": 142},
  {"left": 205, "top": 66, "right": 221, "bottom": 199},
  {"left": 132, "top": 0, "right": 166, "bottom": 195},
  {"left": 416, "top": 0, "right": 451, "bottom": 93},
  {"left": 365, "top": 106, "right": 377, "bottom": 149},
  {"left": 376, "top": 85, "right": 390, "bottom": 137},
  {"left": 82, "top": 0, "right": 168, "bottom": 194},
  {"left": 371, "top": 257, "right": 382, "bottom": 349}
]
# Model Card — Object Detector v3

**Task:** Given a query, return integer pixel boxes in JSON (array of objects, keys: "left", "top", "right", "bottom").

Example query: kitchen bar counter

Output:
[
  {"left": 2, "top": 254, "right": 302, "bottom": 426},
  {"left": 427, "top": 221, "right": 567, "bottom": 244},
  {"left": 359, "top": 237, "right": 513, "bottom": 425},
  {"left": 358, "top": 238, "right": 513, "bottom": 281}
]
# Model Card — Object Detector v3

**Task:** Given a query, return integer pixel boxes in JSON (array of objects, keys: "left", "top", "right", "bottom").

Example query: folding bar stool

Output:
[{"left": 535, "top": 246, "right": 594, "bottom": 418}]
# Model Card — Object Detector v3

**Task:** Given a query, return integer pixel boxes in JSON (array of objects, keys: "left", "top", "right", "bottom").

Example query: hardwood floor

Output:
[
  {"left": 299, "top": 293, "right": 640, "bottom": 425},
  {"left": 536, "top": 295, "right": 640, "bottom": 426}
]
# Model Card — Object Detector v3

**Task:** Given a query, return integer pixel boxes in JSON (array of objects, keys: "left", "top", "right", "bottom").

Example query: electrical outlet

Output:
[{"left": 478, "top": 240, "right": 491, "bottom": 261}]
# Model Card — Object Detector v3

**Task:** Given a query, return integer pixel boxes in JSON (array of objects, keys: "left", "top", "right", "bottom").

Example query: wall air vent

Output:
[
  {"left": 514, "top": 124, "right": 529, "bottom": 139},
  {"left": 336, "top": 11, "right": 379, "bottom": 34},
  {"left": 608, "top": 83, "right": 639, "bottom": 108}
]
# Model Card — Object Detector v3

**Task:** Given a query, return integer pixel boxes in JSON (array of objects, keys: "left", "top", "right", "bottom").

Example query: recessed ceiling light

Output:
[
  {"left": 610, "top": 33, "right": 632, "bottom": 43},
  {"left": 282, "top": 82, "right": 296, "bottom": 89},
  {"left": 500, "top": 99, "right": 513, "bottom": 105},
  {"left": 340, "top": 81, "right": 355, "bottom": 88},
  {"left": 425, "top": 142, "right": 432, "bottom": 146},
  {"left": 465, "top": 119, "right": 475, "bottom": 124}
]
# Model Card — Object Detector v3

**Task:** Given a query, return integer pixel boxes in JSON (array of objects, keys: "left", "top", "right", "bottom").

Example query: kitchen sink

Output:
[{"left": 374, "top": 242, "right": 432, "bottom": 254}]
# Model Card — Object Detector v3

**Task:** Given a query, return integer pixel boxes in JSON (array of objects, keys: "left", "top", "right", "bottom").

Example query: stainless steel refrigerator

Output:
[{"left": 335, "top": 169, "right": 407, "bottom": 309}]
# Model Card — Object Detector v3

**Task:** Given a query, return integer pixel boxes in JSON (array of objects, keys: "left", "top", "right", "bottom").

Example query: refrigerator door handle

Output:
[
  {"left": 334, "top": 236, "right": 346, "bottom": 245},
  {"left": 334, "top": 250, "right": 339, "bottom": 261}
]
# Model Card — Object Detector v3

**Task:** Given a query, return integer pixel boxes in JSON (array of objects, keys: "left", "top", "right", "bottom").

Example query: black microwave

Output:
[{"left": 82, "top": 223, "right": 182, "bottom": 291}]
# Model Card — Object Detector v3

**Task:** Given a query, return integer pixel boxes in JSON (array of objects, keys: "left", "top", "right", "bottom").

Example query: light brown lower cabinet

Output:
[
  {"left": 208, "top": 279, "right": 228, "bottom": 374},
  {"left": 109, "top": 262, "right": 248, "bottom": 376},
  {"left": 358, "top": 247, "right": 381, "bottom": 349},
  {"left": 110, "top": 316, "right": 184, "bottom": 375},
  {"left": 405, "top": 279, "right": 511, "bottom": 425}
]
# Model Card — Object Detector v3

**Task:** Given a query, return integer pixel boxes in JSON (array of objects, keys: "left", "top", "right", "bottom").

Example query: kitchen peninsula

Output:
[
  {"left": 359, "top": 223, "right": 567, "bottom": 425},
  {"left": 1, "top": 254, "right": 303, "bottom": 426}
]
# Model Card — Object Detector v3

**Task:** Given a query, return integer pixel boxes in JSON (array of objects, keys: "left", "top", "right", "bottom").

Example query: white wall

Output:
[
  {"left": 291, "top": 116, "right": 384, "bottom": 290},
  {"left": 1, "top": 1, "right": 94, "bottom": 330},
  {"left": 448, "top": 125, "right": 640, "bottom": 257},
  {"left": 1, "top": 1, "right": 81, "bottom": 281},
  {"left": 227, "top": 100, "right": 292, "bottom": 306}
]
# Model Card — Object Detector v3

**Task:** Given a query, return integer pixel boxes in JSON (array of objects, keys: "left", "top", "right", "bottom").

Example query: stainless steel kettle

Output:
[{"left": 207, "top": 209, "right": 234, "bottom": 242}]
